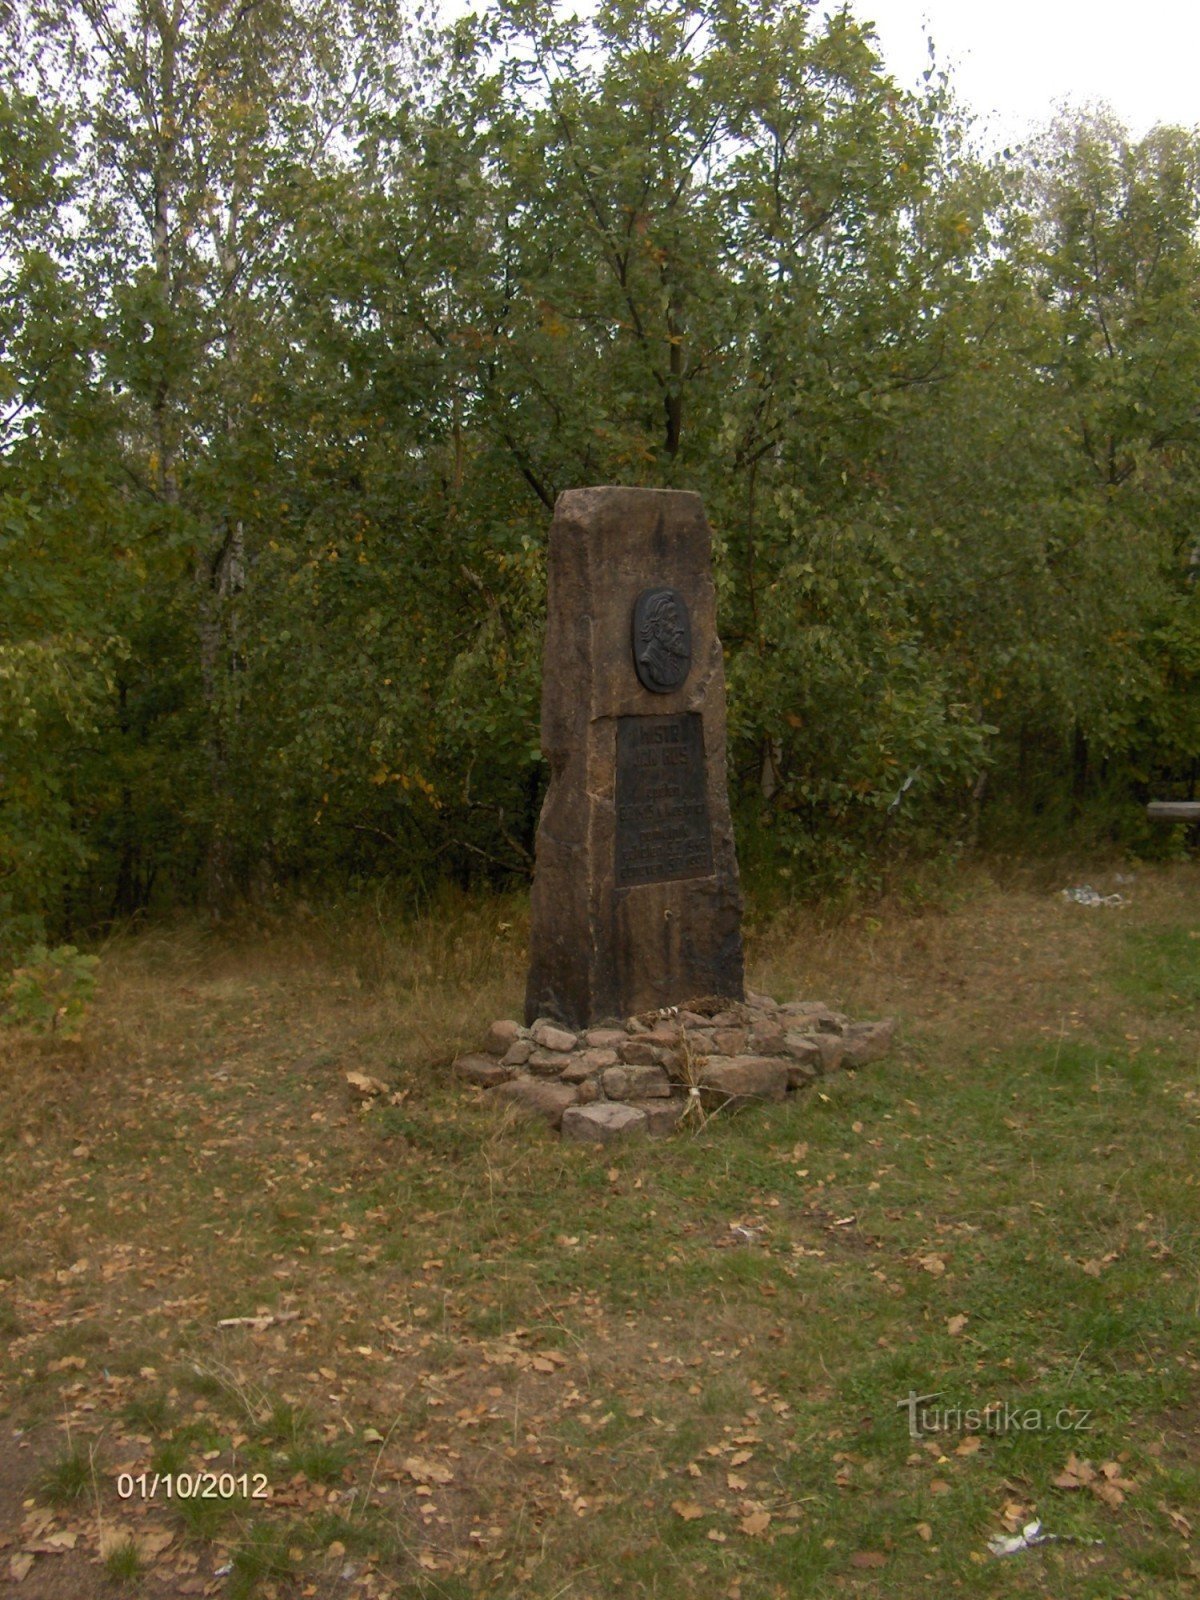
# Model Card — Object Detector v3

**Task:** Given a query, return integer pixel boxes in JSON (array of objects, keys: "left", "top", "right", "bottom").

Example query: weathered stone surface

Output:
[
  {"left": 746, "top": 1018, "right": 787, "bottom": 1056},
  {"left": 527, "top": 1047, "right": 576, "bottom": 1077},
  {"left": 842, "top": 1018, "right": 897, "bottom": 1068},
  {"left": 585, "top": 1028, "right": 628, "bottom": 1050},
  {"left": 501, "top": 1038, "right": 534, "bottom": 1068},
  {"left": 618, "top": 1039, "right": 673, "bottom": 1067},
  {"left": 709, "top": 1010, "right": 743, "bottom": 1029},
  {"left": 778, "top": 999, "right": 820, "bottom": 1019},
  {"left": 696, "top": 1056, "right": 788, "bottom": 1108},
  {"left": 785, "top": 1059, "right": 819, "bottom": 1089},
  {"left": 454, "top": 1054, "right": 512, "bottom": 1088},
  {"left": 524, "top": 487, "right": 745, "bottom": 1027},
  {"left": 483, "top": 1019, "right": 521, "bottom": 1056},
  {"left": 601, "top": 1064, "right": 672, "bottom": 1100},
  {"left": 492, "top": 1078, "right": 578, "bottom": 1128},
  {"left": 707, "top": 1028, "right": 747, "bottom": 1057},
  {"left": 530, "top": 1019, "right": 578, "bottom": 1053},
  {"left": 644, "top": 1022, "right": 682, "bottom": 1047},
  {"left": 630, "top": 1097, "right": 686, "bottom": 1135},
  {"left": 679, "top": 1010, "right": 712, "bottom": 1028},
  {"left": 779, "top": 1001, "right": 847, "bottom": 1034},
  {"left": 559, "top": 1048, "right": 618, "bottom": 1083},
  {"left": 783, "top": 1033, "right": 822, "bottom": 1068},
  {"left": 561, "top": 1102, "right": 648, "bottom": 1144},
  {"left": 575, "top": 1078, "right": 601, "bottom": 1103},
  {"left": 815, "top": 1034, "right": 845, "bottom": 1074},
  {"left": 744, "top": 990, "right": 779, "bottom": 1013}
]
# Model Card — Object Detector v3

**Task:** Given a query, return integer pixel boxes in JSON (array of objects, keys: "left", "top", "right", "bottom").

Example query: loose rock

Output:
[
  {"left": 815, "top": 1035, "right": 845, "bottom": 1074},
  {"left": 842, "top": 1018, "right": 897, "bottom": 1067},
  {"left": 601, "top": 1064, "right": 672, "bottom": 1100},
  {"left": 696, "top": 1057, "right": 788, "bottom": 1108},
  {"left": 618, "top": 1039, "right": 674, "bottom": 1067},
  {"left": 530, "top": 1019, "right": 578, "bottom": 1053},
  {"left": 561, "top": 1102, "right": 648, "bottom": 1145},
  {"left": 527, "top": 1047, "right": 577, "bottom": 1077},
  {"left": 585, "top": 1028, "right": 627, "bottom": 1050},
  {"left": 454, "top": 1054, "right": 512, "bottom": 1088},
  {"left": 483, "top": 1019, "right": 521, "bottom": 1056},
  {"left": 630, "top": 1098, "right": 686, "bottom": 1136},
  {"left": 746, "top": 1018, "right": 787, "bottom": 1055},
  {"left": 492, "top": 1078, "right": 578, "bottom": 1129},
  {"left": 783, "top": 1033, "right": 822, "bottom": 1068},
  {"left": 708, "top": 1029, "right": 747, "bottom": 1057}
]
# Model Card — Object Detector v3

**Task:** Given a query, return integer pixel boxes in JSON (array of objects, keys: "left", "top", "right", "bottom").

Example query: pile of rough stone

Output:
[{"left": 452, "top": 993, "right": 896, "bottom": 1144}]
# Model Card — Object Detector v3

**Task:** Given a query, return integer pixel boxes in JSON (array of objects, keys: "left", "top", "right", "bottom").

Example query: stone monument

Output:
[{"left": 524, "top": 486, "right": 745, "bottom": 1027}]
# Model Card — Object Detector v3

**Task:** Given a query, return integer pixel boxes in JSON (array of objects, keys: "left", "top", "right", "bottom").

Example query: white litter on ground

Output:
[
  {"left": 988, "top": 1519, "right": 1105, "bottom": 1558},
  {"left": 1060, "top": 885, "right": 1126, "bottom": 907}
]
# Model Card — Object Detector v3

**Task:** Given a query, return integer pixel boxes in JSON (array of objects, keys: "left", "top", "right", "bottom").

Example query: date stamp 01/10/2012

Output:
[{"left": 117, "top": 1471, "right": 270, "bottom": 1501}]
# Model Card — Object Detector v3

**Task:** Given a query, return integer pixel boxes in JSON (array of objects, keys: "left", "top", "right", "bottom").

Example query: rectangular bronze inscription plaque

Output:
[{"left": 615, "top": 713, "right": 714, "bottom": 888}]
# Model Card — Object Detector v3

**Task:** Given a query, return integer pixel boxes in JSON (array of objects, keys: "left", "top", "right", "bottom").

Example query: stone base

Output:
[{"left": 453, "top": 995, "right": 897, "bottom": 1144}]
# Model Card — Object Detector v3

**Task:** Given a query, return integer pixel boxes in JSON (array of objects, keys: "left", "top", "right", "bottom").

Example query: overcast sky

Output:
[{"left": 820, "top": 0, "right": 1200, "bottom": 151}]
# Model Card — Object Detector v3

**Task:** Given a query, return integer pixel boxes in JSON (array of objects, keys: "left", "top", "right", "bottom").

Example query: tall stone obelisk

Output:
[{"left": 525, "top": 487, "right": 744, "bottom": 1028}]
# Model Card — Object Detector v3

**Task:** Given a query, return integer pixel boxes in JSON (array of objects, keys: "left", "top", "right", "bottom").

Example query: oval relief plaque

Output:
[{"left": 632, "top": 587, "right": 691, "bottom": 693}]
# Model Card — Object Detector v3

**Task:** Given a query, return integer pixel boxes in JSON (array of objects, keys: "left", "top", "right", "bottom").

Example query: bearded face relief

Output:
[{"left": 632, "top": 588, "right": 692, "bottom": 693}]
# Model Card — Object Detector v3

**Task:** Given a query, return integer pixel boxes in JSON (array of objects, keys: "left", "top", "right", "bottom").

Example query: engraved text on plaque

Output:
[{"left": 615, "top": 713, "right": 714, "bottom": 887}]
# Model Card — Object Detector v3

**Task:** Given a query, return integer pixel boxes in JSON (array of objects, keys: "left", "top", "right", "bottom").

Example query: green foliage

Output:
[
  {"left": 0, "top": 0, "right": 1198, "bottom": 925},
  {"left": 2, "top": 943, "right": 100, "bottom": 1038}
]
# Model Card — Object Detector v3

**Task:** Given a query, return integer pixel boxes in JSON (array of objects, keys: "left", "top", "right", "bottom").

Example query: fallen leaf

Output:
[
  {"left": 672, "top": 1501, "right": 705, "bottom": 1521},
  {"left": 850, "top": 1551, "right": 886, "bottom": 1569},
  {"left": 361, "top": 1428, "right": 384, "bottom": 1444},
  {"left": 1100, "top": 1461, "right": 1137, "bottom": 1490},
  {"left": 739, "top": 1511, "right": 771, "bottom": 1537},
  {"left": 30, "top": 1530, "right": 77, "bottom": 1552},
  {"left": 955, "top": 1436, "right": 982, "bottom": 1457},
  {"left": 403, "top": 1457, "right": 453, "bottom": 1486},
  {"left": 1001, "top": 1500, "right": 1029, "bottom": 1530},
  {"left": 915, "top": 1522, "right": 933, "bottom": 1543},
  {"left": 947, "top": 1314, "right": 968, "bottom": 1336},
  {"left": 729, "top": 1449, "right": 754, "bottom": 1466},
  {"left": 918, "top": 1254, "right": 946, "bottom": 1276},
  {"left": 726, "top": 1472, "right": 748, "bottom": 1491},
  {"left": 9, "top": 1554, "right": 34, "bottom": 1582},
  {"left": 1053, "top": 1452, "right": 1096, "bottom": 1489},
  {"left": 707, "top": 1528, "right": 727, "bottom": 1543},
  {"left": 1160, "top": 1503, "right": 1191, "bottom": 1538},
  {"left": 345, "top": 1071, "right": 388, "bottom": 1098}
]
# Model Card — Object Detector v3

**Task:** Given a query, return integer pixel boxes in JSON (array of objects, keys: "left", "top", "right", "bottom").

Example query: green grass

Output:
[
  {"left": 1, "top": 864, "right": 1198, "bottom": 1596},
  {"left": 37, "top": 1441, "right": 94, "bottom": 1506},
  {"left": 102, "top": 1536, "right": 144, "bottom": 1582},
  {"left": 1114, "top": 924, "right": 1200, "bottom": 1010}
]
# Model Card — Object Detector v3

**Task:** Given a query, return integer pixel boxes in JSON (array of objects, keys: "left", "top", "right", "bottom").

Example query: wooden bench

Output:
[{"left": 1146, "top": 801, "right": 1200, "bottom": 822}]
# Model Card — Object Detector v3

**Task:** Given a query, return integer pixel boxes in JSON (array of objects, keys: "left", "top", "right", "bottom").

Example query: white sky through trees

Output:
[{"left": 820, "top": 0, "right": 1200, "bottom": 149}]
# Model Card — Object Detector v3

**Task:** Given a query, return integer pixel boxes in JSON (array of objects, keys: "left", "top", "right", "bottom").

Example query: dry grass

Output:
[{"left": 1, "top": 860, "right": 1198, "bottom": 1599}]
